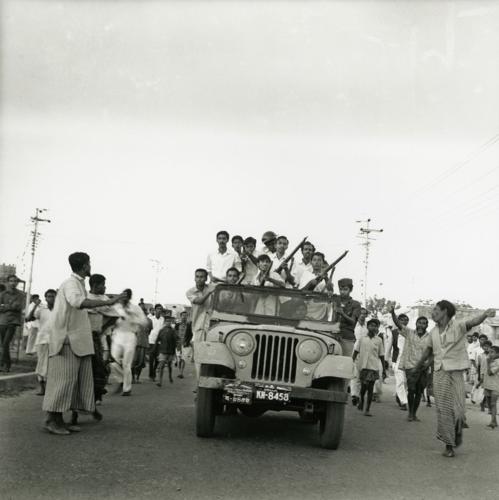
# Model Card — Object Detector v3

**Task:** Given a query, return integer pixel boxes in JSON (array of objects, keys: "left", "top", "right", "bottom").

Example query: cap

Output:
[
  {"left": 338, "top": 278, "right": 353, "bottom": 289},
  {"left": 262, "top": 231, "right": 277, "bottom": 244}
]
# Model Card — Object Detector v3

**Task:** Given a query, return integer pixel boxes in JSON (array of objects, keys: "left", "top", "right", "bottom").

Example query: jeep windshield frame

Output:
[{"left": 210, "top": 284, "right": 338, "bottom": 332}]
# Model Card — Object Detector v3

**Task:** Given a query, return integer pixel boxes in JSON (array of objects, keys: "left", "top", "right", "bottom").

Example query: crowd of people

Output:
[
  {"left": 0, "top": 254, "right": 194, "bottom": 436},
  {"left": 1, "top": 229, "right": 498, "bottom": 460}
]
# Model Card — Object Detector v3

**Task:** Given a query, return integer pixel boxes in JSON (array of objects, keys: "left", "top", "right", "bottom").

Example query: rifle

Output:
[
  {"left": 259, "top": 267, "right": 271, "bottom": 287},
  {"left": 274, "top": 236, "right": 308, "bottom": 274},
  {"left": 316, "top": 250, "right": 349, "bottom": 283}
]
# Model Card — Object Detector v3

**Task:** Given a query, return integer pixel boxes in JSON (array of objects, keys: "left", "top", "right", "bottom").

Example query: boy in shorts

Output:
[
  {"left": 155, "top": 317, "right": 178, "bottom": 387},
  {"left": 352, "top": 318, "right": 386, "bottom": 417}
]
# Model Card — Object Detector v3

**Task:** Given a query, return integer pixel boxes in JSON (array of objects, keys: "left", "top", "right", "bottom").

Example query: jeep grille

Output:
[{"left": 250, "top": 333, "right": 298, "bottom": 383}]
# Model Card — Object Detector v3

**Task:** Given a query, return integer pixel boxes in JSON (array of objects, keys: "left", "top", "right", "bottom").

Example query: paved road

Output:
[{"left": 1, "top": 368, "right": 498, "bottom": 500}]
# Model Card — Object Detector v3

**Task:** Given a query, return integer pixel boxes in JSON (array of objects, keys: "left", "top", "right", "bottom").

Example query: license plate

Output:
[
  {"left": 254, "top": 384, "right": 291, "bottom": 404},
  {"left": 223, "top": 382, "right": 253, "bottom": 405}
]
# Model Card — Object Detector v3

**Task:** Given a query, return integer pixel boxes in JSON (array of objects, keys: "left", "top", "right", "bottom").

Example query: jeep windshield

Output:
[{"left": 211, "top": 284, "right": 333, "bottom": 324}]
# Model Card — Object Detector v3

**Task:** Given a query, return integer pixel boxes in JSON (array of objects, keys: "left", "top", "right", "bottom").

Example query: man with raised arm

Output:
[
  {"left": 414, "top": 300, "right": 496, "bottom": 457},
  {"left": 390, "top": 306, "right": 430, "bottom": 422}
]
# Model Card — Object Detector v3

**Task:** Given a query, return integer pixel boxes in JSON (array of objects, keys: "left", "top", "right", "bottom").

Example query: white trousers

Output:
[
  {"left": 393, "top": 360, "right": 408, "bottom": 405},
  {"left": 350, "top": 364, "right": 361, "bottom": 397},
  {"left": 110, "top": 331, "right": 137, "bottom": 393}
]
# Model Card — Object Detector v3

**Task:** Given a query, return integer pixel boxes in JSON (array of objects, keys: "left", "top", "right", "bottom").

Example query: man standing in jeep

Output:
[{"left": 332, "top": 278, "right": 361, "bottom": 343}]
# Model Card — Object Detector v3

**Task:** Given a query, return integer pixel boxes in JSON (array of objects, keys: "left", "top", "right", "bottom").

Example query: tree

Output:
[{"left": 366, "top": 296, "right": 400, "bottom": 317}]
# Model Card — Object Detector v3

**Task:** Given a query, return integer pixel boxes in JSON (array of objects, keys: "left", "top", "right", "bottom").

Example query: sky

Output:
[{"left": 0, "top": 0, "right": 498, "bottom": 308}]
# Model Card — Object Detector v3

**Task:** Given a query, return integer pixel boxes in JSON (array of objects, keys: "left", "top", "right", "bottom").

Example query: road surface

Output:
[{"left": 1, "top": 368, "right": 498, "bottom": 500}]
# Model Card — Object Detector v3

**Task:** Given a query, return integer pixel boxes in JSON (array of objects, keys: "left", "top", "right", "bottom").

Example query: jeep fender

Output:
[
  {"left": 195, "top": 341, "right": 235, "bottom": 370},
  {"left": 313, "top": 355, "right": 354, "bottom": 381}
]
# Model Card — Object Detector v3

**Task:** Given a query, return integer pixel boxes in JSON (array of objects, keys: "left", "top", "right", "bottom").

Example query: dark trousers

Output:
[
  {"left": 0, "top": 324, "right": 18, "bottom": 370},
  {"left": 148, "top": 344, "right": 158, "bottom": 379},
  {"left": 92, "top": 332, "right": 109, "bottom": 402}
]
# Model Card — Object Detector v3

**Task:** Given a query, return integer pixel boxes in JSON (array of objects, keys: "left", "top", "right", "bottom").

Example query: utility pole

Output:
[
  {"left": 150, "top": 259, "right": 163, "bottom": 305},
  {"left": 26, "top": 208, "right": 51, "bottom": 310},
  {"left": 356, "top": 218, "right": 383, "bottom": 307}
]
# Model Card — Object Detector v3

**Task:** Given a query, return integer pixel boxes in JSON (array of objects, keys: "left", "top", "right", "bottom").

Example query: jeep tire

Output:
[
  {"left": 318, "top": 379, "right": 346, "bottom": 449},
  {"left": 196, "top": 364, "right": 217, "bottom": 437}
]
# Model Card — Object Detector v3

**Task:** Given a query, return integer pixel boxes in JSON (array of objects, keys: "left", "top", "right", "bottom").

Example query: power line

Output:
[
  {"left": 411, "top": 133, "right": 499, "bottom": 197},
  {"left": 424, "top": 181, "right": 499, "bottom": 224}
]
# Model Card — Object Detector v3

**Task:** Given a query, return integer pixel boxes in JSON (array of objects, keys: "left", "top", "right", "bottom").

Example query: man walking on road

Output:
[
  {"left": 42, "top": 252, "right": 125, "bottom": 435},
  {"left": 0, "top": 275, "right": 25, "bottom": 373},
  {"left": 353, "top": 318, "right": 386, "bottom": 417},
  {"left": 389, "top": 313, "right": 409, "bottom": 411},
  {"left": 351, "top": 307, "right": 368, "bottom": 406},
  {"left": 148, "top": 304, "right": 164, "bottom": 382},
  {"left": 390, "top": 307, "right": 430, "bottom": 422},
  {"left": 109, "top": 289, "right": 147, "bottom": 396},
  {"left": 415, "top": 300, "right": 495, "bottom": 457}
]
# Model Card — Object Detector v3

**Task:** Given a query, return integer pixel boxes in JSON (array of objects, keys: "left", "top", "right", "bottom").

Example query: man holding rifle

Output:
[
  {"left": 299, "top": 252, "right": 334, "bottom": 292},
  {"left": 291, "top": 241, "right": 315, "bottom": 285},
  {"left": 272, "top": 235, "right": 303, "bottom": 287}
]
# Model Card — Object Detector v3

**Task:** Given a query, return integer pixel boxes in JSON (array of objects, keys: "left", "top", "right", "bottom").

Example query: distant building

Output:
[
  {"left": 164, "top": 303, "right": 191, "bottom": 320},
  {"left": 0, "top": 263, "right": 26, "bottom": 290}
]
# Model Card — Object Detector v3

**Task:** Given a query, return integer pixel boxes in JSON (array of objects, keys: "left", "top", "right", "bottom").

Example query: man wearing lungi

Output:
[
  {"left": 416, "top": 300, "right": 495, "bottom": 457},
  {"left": 42, "top": 252, "right": 125, "bottom": 435}
]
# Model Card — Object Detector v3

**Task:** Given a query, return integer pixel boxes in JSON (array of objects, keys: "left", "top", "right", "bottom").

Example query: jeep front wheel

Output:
[
  {"left": 319, "top": 379, "right": 346, "bottom": 450},
  {"left": 196, "top": 364, "right": 217, "bottom": 437}
]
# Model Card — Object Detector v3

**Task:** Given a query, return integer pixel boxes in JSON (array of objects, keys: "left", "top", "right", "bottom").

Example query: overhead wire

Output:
[{"left": 411, "top": 133, "right": 499, "bottom": 197}]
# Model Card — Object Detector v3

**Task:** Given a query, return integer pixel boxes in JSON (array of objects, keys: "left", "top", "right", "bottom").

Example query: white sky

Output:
[{"left": 0, "top": 0, "right": 498, "bottom": 308}]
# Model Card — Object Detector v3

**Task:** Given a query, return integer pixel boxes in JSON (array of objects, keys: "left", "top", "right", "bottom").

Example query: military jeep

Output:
[{"left": 195, "top": 284, "right": 354, "bottom": 449}]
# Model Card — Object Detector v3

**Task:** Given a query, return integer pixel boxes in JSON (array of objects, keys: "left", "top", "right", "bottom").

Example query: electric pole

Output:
[
  {"left": 356, "top": 218, "right": 383, "bottom": 307},
  {"left": 150, "top": 259, "right": 163, "bottom": 305},
  {"left": 26, "top": 208, "right": 51, "bottom": 310}
]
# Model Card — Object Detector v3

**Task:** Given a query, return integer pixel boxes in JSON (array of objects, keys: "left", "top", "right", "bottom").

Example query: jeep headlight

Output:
[
  {"left": 297, "top": 339, "right": 323, "bottom": 364},
  {"left": 230, "top": 332, "right": 254, "bottom": 356}
]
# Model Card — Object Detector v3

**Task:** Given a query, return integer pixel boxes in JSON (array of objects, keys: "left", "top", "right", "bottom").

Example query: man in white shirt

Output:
[
  {"left": 271, "top": 235, "right": 295, "bottom": 286},
  {"left": 251, "top": 255, "right": 285, "bottom": 316},
  {"left": 299, "top": 252, "right": 332, "bottom": 293},
  {"left": 109, "top": 289, "right": 147, "bottom": 396},
  {"left": 27, "top": 289, "right": 57, "bottom": 396},
  {"left": 390, "top": 313, "right": 409, "bottom": 411},
  {"left": 291, "top": 241, "right": 315, "bottom": 285},
  {"left": 351, "top": 308, "right": 368, "bottom": 405},
  {"left": 148, "top": 304, "right": 165, "bottom": 382},
  {"left": 42, "top": 252, "right": 125, "bottom": 435},
  {"left": 206, "top": 230, "right": 241, "bottom": 283}
]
